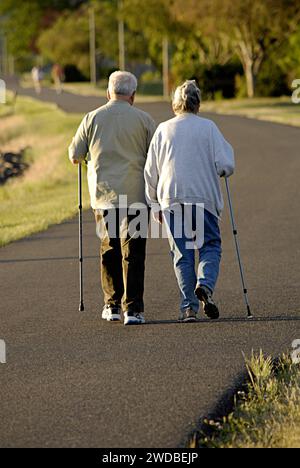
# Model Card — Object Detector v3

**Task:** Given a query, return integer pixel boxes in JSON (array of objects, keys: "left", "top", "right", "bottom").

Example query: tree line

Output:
[{"left": 1, "top": 0, "right": 300, "bottom": 98}]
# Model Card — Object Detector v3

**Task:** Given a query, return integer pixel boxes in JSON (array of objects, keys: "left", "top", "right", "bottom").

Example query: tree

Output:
[
  {"left": 37, "top": 7, "right": 90, "bottom": 76},
  {"left": 38, "top": 1, "right": 120, "bottom": 79},
  {"left": 122, "top": 0, "right": 184, "bottom": 70},
  {"left": 0, "top": 0, "right": 88, "bottom": 64},
  {"left": 173, "top": 0, "right": 300, "bottom": 97},
  {"left": 219, "top": 0, "right": 300, "bottom": 97}
]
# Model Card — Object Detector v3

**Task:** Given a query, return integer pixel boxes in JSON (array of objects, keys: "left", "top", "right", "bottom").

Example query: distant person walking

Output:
[
  {"left": 144, "top": 80, "right": 235, "bottom": 322},
  {"left": 69, "top": 71, "right": 156, "bottom": 325},
  {"left": 52, "top": 63, "right": 64, "bottom": 95},
  {"left": 31, "top": 66, "right": 42, "bottom": 95}
]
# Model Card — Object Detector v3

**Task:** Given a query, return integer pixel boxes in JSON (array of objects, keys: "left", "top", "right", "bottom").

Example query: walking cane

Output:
[
  {"left": 225, "top": 177, "right": 253, "bottom": 318},
  {"left": 78, "top": 162, "right": 85, "bottom": 312}
]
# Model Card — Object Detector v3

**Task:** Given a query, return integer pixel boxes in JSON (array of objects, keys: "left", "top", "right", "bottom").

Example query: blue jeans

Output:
[{"left": 164, "top": 205, "right": 222, "bottom": 312}]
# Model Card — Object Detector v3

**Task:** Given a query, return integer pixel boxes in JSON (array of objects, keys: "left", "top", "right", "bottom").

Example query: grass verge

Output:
[
  {"left": 202, "top": 96, "right": 300, "bottom": 128},
  {"left": 0, "top": 93, "right": 89, "bottom": 247},
  {"left": 189, "top": 351, "right": 300, "bottom": 448}
]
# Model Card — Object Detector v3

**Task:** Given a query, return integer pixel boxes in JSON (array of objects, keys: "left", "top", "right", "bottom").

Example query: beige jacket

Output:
[{"left": 69, "top": 100, "right": 156, "bottom": 208}]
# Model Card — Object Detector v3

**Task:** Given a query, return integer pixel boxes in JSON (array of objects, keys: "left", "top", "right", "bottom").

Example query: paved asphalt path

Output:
[{"left": 1, "top": 82, "right": 299, "bottom": 447}]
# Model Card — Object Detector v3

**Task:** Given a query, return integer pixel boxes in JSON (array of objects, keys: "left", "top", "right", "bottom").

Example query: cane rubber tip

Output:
[
  {"left": 247, "top": 314, "right": 254, "bottom": 319},
  {"left": 79, "top": 303, "right": 85, "bottom": 312},
  {"left": 246, "top": 305, "right": 253, "bottom": 319}
]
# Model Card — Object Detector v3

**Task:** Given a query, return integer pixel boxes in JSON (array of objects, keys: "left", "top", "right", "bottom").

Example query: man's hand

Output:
[{"left": 71, "top": 160, "right": 80, "bottom": 165}]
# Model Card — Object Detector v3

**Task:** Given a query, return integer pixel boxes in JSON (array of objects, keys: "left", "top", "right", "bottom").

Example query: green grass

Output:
[
  {"left": 189, "top": 351, "right": 300, "bottom": 448},
  {"left": 0, "top": 93, "right": 89, "bottom": 247},
  {"left": 202, "top": 96, "right": 300, "bottom": 127}
]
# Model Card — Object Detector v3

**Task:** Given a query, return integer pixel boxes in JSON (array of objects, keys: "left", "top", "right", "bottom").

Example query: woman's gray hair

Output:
[
  {"left": 172, "top": 80, "right": 201, "bottom": 114},
  {"left": 108, "top": 71, "right": 138, "bottom": 96}
]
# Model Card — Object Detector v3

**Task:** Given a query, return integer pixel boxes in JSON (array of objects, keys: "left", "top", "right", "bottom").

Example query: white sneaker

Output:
[
  {"left": 102, "top": 305, "right": 121, "bottom": 322},
  {"left": 124, "top": 312, "right": 145, "bottom": 326}
]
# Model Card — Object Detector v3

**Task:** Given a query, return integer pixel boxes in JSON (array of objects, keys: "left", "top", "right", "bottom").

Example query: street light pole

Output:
[
  {"left": 0, "top": 34, "right": 8, "bottom": 76},
  {"left": 3, "top": 35, "right": 8, "bottom": 76},
  {"left": 163, "top": 36, "right": 169, "bottom": 100},
  {"left": 8, "top": 55, "right": 14, "bottom": 76},
  {"left": 118, "top": 0, "right": 125, "bottom": 70},
  {"left": 89, "top": 4, "right": 97, "bottom": 86}
]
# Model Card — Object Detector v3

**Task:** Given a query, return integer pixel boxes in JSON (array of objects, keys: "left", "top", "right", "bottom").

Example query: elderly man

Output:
[
  {"left": 69, "top": 71, "right": 156, "bottom": 325},
  {"left": 145, "top": 80, "right": 235, "bottom": 322}
]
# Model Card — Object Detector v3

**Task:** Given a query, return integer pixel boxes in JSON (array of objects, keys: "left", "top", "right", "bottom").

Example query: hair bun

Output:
[{"left": 173, "top": 80, "right": 201, "bottom": 114}]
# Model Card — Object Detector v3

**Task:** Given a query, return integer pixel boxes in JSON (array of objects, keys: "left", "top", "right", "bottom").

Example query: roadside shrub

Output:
[{"left": 64, "top": 64, "right": 87, "bottom": 82}]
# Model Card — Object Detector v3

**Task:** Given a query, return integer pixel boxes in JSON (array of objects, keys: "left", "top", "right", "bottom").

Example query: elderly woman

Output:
[{"left": 144, "top": 80, "right": 235, "bottom": 322}]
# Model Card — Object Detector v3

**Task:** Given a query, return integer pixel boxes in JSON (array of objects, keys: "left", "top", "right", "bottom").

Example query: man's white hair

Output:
[{"left": 108, "top": 71, "right": 138, "bottom": 96}]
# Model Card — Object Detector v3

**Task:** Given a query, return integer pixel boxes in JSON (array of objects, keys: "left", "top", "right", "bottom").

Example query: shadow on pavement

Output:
[
  {"left": 144, "top": 316, "right": 300, "bottom": 325},
  {"left": 0, "top": 255, "right": 98, "bottom": 264}
]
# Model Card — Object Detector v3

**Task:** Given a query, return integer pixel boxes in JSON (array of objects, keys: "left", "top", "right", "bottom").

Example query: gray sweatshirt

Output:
[{"left": 144, "top": 113, "right": 235, "bottom": 217}]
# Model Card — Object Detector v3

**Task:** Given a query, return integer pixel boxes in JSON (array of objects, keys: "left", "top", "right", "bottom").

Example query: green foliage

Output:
[
  {"left": 0, "top": 0, "right": 88, "bottom": 59},
  {"left": 123, "top": 0, "right": 186, "bottom": 69},
  {"left": 277, "top": 26, "right": 300, "bottom": 83},
  {"left": 171, "top": 37, "right": 203, "bottom": 83},
  {"left": 141, "top": 70, "right": 161, "bottom": 83},
  {"left": 37, "top": 7, "right": 90, "bottom": 77},
  {"left": 172, "top": 37, "right": 242, "bottom": 100},
  {"left": 0, "top": 1, "right": 42, "bottom": 58},
  {"left": 123, "top": 0, "right": 177, "bottom": 38},
  {"left": 37, "top": 1, "right": 122, "bottom": 79},
  {"left": 172, "top": 0, "right": 300, "bottom": 97},
  {"left": 255, "top": 59, "right": 291, "bottom": 97},
  {"left": 1, "top": 0, "right": 300, "bottom": 97}
]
